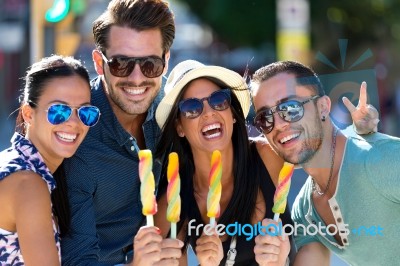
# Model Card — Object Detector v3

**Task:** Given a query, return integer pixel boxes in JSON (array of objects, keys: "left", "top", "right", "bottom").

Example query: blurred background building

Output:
[
  {"left": 2, "top": 0, "right": 400, "bottom": 145},
  {"left": 1, "top": 1, "right": 399, "bottom": 265}
]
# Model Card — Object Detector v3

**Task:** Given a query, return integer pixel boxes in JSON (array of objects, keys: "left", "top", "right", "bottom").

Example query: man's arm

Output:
[
  {"left": 293, "top": 242, "right": 330, "bottom": 266},
  {"left": 61, "top": 155, "right": 108, "bottom": 266}
]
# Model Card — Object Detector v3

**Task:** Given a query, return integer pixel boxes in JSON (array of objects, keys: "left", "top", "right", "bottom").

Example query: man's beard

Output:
[
  {"left": 273, "top": 114, "right": 324, "bottom": 165},
  {"left": 104, "top": 74, "right": 158, "bottom": 115}
]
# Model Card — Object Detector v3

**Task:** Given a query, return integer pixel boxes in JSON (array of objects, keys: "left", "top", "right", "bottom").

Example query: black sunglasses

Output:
[
  {"left": 253, "top": 95, "right": 320, "bottom": 134},
  {"left": 100, "top": 51, "right": 165, "bottom": 78},
  {"left": 178, "top": 89, "right": 231, "bottom": 119}
]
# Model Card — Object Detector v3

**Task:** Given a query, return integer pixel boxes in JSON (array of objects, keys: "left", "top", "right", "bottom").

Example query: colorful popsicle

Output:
[
  {"left": 207, "top": 150, "right": 222, "bottom": 226},
  {"left": 138, "top": 150, "right": 157, "bottom": 226},
  {"left": 167, "top": 152, "right": 181, "bottom": 239},
  {"left": 272, "top": 162, "right": 294, "bottom": 221}
]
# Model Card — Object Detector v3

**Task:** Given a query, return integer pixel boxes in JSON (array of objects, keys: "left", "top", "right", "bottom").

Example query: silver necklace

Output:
[{"left": 312, "top": 127, "right": 338, "bottom": 196}]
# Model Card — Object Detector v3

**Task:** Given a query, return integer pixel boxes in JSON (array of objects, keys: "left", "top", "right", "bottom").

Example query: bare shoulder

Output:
[
  {"left": 1, "top": 171, "right": 48, "bottom": 198},
  {"left": 12, "top": 171, "right": 49, "bottom": 196},
  {"left": 251, "top": 137, "right": 284, "bottom": 186},
  {"left": 0, "top": 171, "right": 51, "bottom": 231}
]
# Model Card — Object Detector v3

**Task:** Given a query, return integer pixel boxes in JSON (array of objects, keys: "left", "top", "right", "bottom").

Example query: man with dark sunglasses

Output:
[
  {"left": 61, "top": 1, "right": 182, "bottom": 265},
  {"left": 251, "top": 61, "right": 399, "bottom": 266}
]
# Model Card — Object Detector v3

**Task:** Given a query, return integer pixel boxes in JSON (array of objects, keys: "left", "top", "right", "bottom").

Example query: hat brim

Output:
[{"left": 156, "top": 65, "right": 250, "bottom": 129}]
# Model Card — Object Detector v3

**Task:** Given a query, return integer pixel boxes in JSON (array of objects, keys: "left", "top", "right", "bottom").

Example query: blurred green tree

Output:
[
  {"left": 179, "top": 0, "right": 276, "bottom": 48},
  {"left": 178, "top": 0, "right": 400, "bottom": 53}
]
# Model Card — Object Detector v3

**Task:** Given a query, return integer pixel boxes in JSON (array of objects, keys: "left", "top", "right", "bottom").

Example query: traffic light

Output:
[{"left": 45, "top": 0, "right": 70, "bottom": 23}]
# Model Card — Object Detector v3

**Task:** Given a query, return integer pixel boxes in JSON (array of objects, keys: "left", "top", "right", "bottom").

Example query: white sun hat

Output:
[{"left": 155, "top": 60, "right": 250, "bottom": 129}]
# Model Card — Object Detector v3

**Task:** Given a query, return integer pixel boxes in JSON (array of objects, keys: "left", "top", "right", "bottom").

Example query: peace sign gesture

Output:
[{"left": 342, "top": 81, "right": 379, "bottom": 134}]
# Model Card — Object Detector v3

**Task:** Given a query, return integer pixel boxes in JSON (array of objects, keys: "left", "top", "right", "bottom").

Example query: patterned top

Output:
[{"left": 0, "top": 133, "right": 60, "bottom": 265}]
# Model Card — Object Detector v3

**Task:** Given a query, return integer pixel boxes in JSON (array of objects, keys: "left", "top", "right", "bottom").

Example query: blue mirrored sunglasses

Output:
[
  {"left": 45, "top": 104, "right": 101, "bottom": 127},
  {"left": 178, "top": 89, "right": 231, "bottom": 119}
]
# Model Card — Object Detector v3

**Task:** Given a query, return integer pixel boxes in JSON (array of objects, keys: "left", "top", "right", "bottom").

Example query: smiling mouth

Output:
[
  {"left": 202, "top": 123, "right": 222, "bottom": 139},
  {"left": 56, "top": 132, "right": 77, "bottom": 143},
  {"left": 279, "top": 133, "right": 300, "bottom": 144},
  {"left": 123, "top": 87, "right": 146, "bottom": 95}
]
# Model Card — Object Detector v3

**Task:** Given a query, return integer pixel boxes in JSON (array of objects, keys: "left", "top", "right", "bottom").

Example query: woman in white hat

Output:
[{"left": 150, "top": 59, "right": 293, "bottom": 266}]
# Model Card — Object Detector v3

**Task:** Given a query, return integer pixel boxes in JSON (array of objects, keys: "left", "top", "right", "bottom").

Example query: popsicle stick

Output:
[
  {"left": 170, "top": 222, "right": 177, "bottom": 239},
  {"left": 147, "top": 215, "right": 154, "bottom": 226}
]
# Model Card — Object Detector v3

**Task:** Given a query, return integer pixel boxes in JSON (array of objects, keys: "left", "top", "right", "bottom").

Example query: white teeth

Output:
[
  {"left": 56, "top": 132, "right": 77, "bottom": 142},
  {"left": 202, "top": 123, "right": 222, "bottom": 139},
  {"left": 202, "top": 123, "right": 221, "bottom": 133},
  {"left": 279, "top": 133, "right": 300, "bottom": 144},
  {"left": 124, "top": 88, "right": 146, "bottom": 95},
  {"left": 204, "top": 132, "right": 221, "bottom": 139}
]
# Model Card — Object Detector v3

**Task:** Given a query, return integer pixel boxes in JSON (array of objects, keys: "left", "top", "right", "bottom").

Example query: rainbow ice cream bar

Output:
[
  {"left": 138, "top": 150, "right": 157, "bottom": 226},
  {"left": 167, "top": 152, "right": 181, "bottom": 238},
  {"left": 207, "top": 150, "right": 222, "bottom": 225},
  {"left": 272, "top": 162, "right": 294, "bottom": 221}
]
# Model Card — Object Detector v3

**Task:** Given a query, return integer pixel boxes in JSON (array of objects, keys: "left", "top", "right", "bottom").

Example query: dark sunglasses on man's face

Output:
[
  {"left": 45, "top": 104, "right": 101, "bottom": 127},
  {"left": 253, "top": 95, "right": 320, "bottom": 134},
  {"left": 178, "top": 89, "right": 231, "bottom": 119},
  {"left": 100, "top": 51, "right": 165, "bottom": 78}
]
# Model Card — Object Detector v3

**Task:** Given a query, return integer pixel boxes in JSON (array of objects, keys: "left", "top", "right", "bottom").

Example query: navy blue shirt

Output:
[{"left": 61, "top": 77, "right": 163, "bottom": 265}]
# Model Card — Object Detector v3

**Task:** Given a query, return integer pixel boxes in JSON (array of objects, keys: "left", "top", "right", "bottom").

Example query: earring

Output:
[
  {"left": 233, "top": 118, "right": 236, "bottom": 123},
  {"left": 178, "top": 132, "right": 184, "bottom": 137},
  {"left": 322, "top": 116, "right": 326, "bottom": 122}
]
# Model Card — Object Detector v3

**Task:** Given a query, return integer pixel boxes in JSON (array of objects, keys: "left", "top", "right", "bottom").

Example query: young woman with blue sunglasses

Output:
[{"left": 0, "top": 55, "right": 100, "bottom": 265}]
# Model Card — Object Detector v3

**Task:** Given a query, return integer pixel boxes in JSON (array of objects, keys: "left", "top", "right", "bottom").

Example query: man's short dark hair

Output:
[
  {"left": 93, "top": 0, "right": 175, "bottom": 54},
  {"left": 252, "top": 61, "right": 326, "bottom": 96}
]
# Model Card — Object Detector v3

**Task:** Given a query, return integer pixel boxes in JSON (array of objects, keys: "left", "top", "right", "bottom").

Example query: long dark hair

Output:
[
  {"left": 15, "top": 55, "right": 90, "bottom": 236},
  {"left": 155, "top": 78, "right": 261, "bottom": 246}
]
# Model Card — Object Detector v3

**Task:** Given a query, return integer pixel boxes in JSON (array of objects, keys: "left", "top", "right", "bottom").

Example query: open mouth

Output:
[
  {"left": 202, "top": 123, "right": 222, "bottom": 139},
  {"left": 279, "top": 133, "right": 300, "bottom": 144},
  {"left": 56, "top": 132, "right": 77, "bottom": 143}
]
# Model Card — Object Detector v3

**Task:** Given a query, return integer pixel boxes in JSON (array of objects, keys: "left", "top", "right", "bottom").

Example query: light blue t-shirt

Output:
[{"left": 292, "top": 132, "right": 400, "bottom": 265}]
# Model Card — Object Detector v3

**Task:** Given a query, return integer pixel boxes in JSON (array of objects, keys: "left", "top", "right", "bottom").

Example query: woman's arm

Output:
[{"left": 13, "top": 171, "right": 60, "bottom": 265}]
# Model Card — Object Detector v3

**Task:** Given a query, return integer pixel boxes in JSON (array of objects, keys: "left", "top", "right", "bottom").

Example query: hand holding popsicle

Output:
[
  {"left": 167, "top": 152, "right": 181, "bottom": 239},
  {"left": 138, "top": 150, "right": 157, "bottom": 226},
  {"left": 272, "top": 162, "right": 294, "bottom": 221},
  {"left": 207, "top": 150, "right": 222, "bottom": 226}
]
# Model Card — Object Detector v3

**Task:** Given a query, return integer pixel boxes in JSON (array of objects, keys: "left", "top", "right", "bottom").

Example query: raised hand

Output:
[
  {"left": 254, "top": 218, "right": 290, "bottom": 266},
  {"left": 131, "top": 226, "right": 184, "bottom": 266},
  {"left": 342, "top": 81, "right": 379, "bottom": 134},
  {"left": 195, "top": 226, "right": 223, "bottom": 266},
  {"left": 131, "top": 226, "right": 163, "bottom": 266}
]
